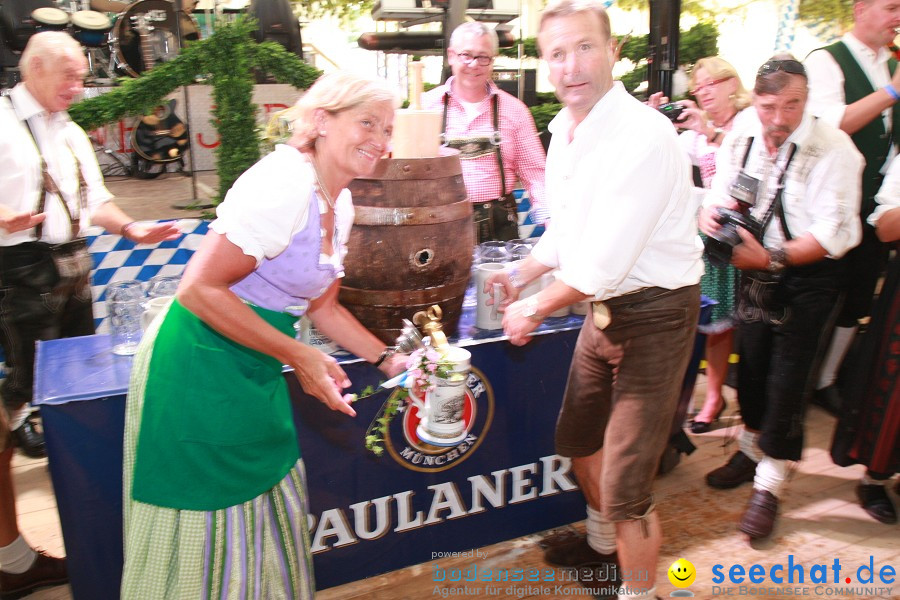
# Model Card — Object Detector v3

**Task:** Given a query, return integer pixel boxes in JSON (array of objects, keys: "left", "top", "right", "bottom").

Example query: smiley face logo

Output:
[{"left": 667, "top": 558, "right": 696, "bottom": 588}]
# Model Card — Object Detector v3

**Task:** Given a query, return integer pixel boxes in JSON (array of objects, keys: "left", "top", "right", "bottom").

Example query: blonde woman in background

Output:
[{"left": 677, "top": 57, "right": 753, "bottom": 433}]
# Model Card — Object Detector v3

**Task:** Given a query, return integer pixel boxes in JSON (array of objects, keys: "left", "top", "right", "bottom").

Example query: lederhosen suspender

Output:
[
  {"left": 7, "top": 96, "right": 87, "bottom": 241},
  {"left": 441, "top": 92, "right": 507, "bottom": 198}
]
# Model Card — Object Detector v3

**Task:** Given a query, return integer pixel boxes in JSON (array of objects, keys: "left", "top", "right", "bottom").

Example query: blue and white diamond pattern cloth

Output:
[
  {"left": 514, "top": 189, "right": 546, "bottom": 240},
  {"left": 88, "top": 219, "right": 209, "bottom": 333},
  {"left": 85, "top": 193, "right": 541, "bottom": 334}
]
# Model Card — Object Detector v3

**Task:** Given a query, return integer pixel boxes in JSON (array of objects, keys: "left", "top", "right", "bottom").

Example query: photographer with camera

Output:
[{"left": 700, "top": 55, "right": 863, "bottom": 540}]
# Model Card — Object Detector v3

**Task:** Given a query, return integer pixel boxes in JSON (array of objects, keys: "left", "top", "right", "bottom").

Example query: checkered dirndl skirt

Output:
[{"left": 120, "top": 307, "right": 315, "bottom": 600}]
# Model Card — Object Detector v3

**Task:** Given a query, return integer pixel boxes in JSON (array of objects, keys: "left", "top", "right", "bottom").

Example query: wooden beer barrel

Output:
[{"left": 340, "top": 154, "right": 474, "bottom": 344}]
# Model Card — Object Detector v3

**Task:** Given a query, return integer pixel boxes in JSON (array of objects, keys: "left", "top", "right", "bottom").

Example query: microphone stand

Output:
[{"left": 171, "top": 0, "right": 214, "bottom": 209}]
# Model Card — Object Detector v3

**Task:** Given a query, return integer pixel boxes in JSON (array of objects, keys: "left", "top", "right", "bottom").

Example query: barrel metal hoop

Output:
[
  {"left": 339, "top": 278, "right": 470, "bottom": 306},
  {"left": 352, "top": 199, "right": 473, "bottom": 226}
]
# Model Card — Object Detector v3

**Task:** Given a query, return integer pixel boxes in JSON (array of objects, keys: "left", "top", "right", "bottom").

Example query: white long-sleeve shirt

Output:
[
  {"left": 0, "top": 84, "right": 113, "bottom": 245},
  {"left": 872, "top": 156, "right": 900, "bottom": 225},
  {"left": 531, "top": 82, "right": 703, "bottom": 301},
  {"left": 805, "top": 32, "right": 896, "bottom": 171},
  {"left": 704, "top": 113, "right": 863, "bottom": 258}
]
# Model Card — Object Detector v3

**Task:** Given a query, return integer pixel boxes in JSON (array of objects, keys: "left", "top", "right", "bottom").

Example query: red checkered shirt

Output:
[{"left": 422, "top": 79, "right": 549, "bottom": 224}]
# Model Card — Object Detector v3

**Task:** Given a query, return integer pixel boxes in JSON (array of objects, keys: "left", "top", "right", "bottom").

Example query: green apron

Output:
[{"left": 131, "top": 299, "right": 300, "bottom": 510}]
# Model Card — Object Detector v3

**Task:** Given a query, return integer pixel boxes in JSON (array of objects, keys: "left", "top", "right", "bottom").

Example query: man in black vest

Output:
[{"left": 804, "top": 0, "right": 900, "bottom": 413}]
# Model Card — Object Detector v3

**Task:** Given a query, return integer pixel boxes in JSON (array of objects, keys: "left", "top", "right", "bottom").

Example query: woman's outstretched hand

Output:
[{"left": 291, "top": 343, "right": 356, "bottom": 416}]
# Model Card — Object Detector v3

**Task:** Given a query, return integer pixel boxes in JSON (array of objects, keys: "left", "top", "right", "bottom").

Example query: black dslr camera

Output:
[
  {"left": 704, "top": 172, "right": 763, "bottom": 267},
  {"left": 657, "top": 102, "right": 686, "bottom": 123}
]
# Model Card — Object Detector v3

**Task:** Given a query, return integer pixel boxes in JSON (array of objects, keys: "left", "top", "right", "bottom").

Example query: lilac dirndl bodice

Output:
[{"left": 230, "top": 190, "right": 343, "bottom": 317}]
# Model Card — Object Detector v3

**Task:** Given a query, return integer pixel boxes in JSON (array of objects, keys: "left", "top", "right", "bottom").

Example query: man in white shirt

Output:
[
  {"left": 701, "top": 56, "right": 862, "bottom": 541},
  {"left": 486, "top": 1, "right": 702, "bottom": 598},
  {"left": 0, "top": 31, "right": 179, "bottom": 597},
  {"left": 804, "top": 0, "right": 900, "bottom": 411}
]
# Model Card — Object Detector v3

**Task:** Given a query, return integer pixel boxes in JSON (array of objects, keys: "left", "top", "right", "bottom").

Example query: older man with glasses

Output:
[
  {"left": 700, "top": 55, "right": 863, "bottom": 540},
  {"left": 422, "top": 21, "right": 548, "bottom": 243}
]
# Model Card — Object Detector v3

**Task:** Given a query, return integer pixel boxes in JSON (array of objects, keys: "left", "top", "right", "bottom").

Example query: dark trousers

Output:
[
  {"left": 835, "top": 224, "right": 889, "bottom": 327},
  {"left": 472, "top": 195, "right": 519, "bottom": 244},
  {"left": 737, "top": 269, "right": 843, "bottom": 461},
  {"left": 0, "top": 243, "right": 94, "bottom": 411}
]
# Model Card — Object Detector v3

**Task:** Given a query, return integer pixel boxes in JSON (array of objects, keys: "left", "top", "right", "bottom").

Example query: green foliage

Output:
[
  {"left": 68, "top": 18, "right": 321, "bottom": 203},
  {"left": 498, "top": 37, "right": 539, "bottom": 59},
  {"left": 798, "top": 0, "right": 854, "bottom": 34},
  {"left": 293, "top": 0, "right": 372, "bottom": 23},
  {"left": 618, "top": 22, "right": 718, "bottom": 67},
  {"left": 363, "top": 387, "right": 404, "bottom": 457},
  {"left": 678, "top": 21, "right": 719, "bottom": 66},
  {"left": 615, "top": 0, "right": 718, "bottom": 21},
  {"left": 536, "top": 91, "right": 558, "bottom": 105},
  {"left": 529, "top": 103, "right": 563, "bottom": 132},
  {"left": 619, "top": 64, "right": 648, "bottom": 95}
]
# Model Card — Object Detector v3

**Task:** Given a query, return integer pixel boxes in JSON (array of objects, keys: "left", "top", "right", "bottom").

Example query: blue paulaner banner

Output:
[{"left": 290, "top": 323, "right": 587, "bottom": 589}]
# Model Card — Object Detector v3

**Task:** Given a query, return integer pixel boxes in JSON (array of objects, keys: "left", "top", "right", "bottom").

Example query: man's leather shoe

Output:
[
  {"left": 810, "top": 385, "right": 842, "bottom": 416},
  {"left": 11, "top": 417, "right": 46, "bottom": 459},
  {"left": 739, "top": 488, "right": 778, "bottom": 539},
  {"left": 706, "top": 451, "right": 757, "bottom": 489},
  {"left": 0, "top": 550, "right": 68, "bottom": 600},
  {"left": 856, "top": 484, "right": 897, "bottom": 524},
  {"left": 11, "top": 416, "right": 45, "bottom": 459},
  {"left": 543, "top": 534, "right": 618, "bottom": 569}
]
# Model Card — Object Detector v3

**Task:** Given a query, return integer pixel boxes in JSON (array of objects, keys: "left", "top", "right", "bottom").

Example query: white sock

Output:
[
  {"left": 585, "top": 505, "right": 617, "bottom": 555},
  {"left": 754, "top": 456, "right": 788, "bottom": 497},
  {"left": 6, "top": 405, "right": 30, "bottom": 431},
  {"left": 0, "top": 535, "right": 36, "bottom": 574},
  {"left": 618, "top": 584, "right": 657, "bottom": 600},
  {"left": 739, "top": 428, "right": 763, "bottom": 464},
  {"left": 816, "top": 326, "right": 857, "bottom": 389}
]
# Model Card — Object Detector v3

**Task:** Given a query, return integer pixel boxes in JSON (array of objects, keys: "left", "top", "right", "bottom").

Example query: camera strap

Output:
[
  {"left": 8, "top": 95, "right": 86, "bottom": 242},
  {"left": 755, "top": 142, "right": 798, "bottom": 242}
]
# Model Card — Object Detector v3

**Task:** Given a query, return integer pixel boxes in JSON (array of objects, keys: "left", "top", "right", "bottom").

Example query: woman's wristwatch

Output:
[{"left": 373, "top": 346, "right": 396, "bottom": 368}]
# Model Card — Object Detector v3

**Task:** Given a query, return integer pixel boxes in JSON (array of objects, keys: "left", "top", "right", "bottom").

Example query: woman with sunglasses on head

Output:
[{"left": 674, "top": 57, "right": 754, "bottom": 434}]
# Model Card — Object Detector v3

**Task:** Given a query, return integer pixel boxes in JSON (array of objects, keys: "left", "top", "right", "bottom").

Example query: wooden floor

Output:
[{"left": 12, "top": 376, "right": 899, "bottom": 600}]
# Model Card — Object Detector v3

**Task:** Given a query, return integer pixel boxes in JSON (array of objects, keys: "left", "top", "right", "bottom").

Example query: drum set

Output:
[{"left": 0, "top": 0, "right": 199, "bottom": 83}]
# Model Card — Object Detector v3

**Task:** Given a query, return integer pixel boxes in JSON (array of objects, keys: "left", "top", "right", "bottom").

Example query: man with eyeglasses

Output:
[
  {"left": 422, "top": 21, "right": 547, "bottom": 243},
  {"left": 700, "top": 55, "right": 862, "bottom": 540},
  {"left": 804, "top": 0, "right": 900, "bottom": 419}
]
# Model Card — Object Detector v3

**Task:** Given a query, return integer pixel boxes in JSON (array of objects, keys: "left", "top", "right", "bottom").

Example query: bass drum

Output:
[{"left": 110, "top": 0, "right": 198, "bottom": 77}]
